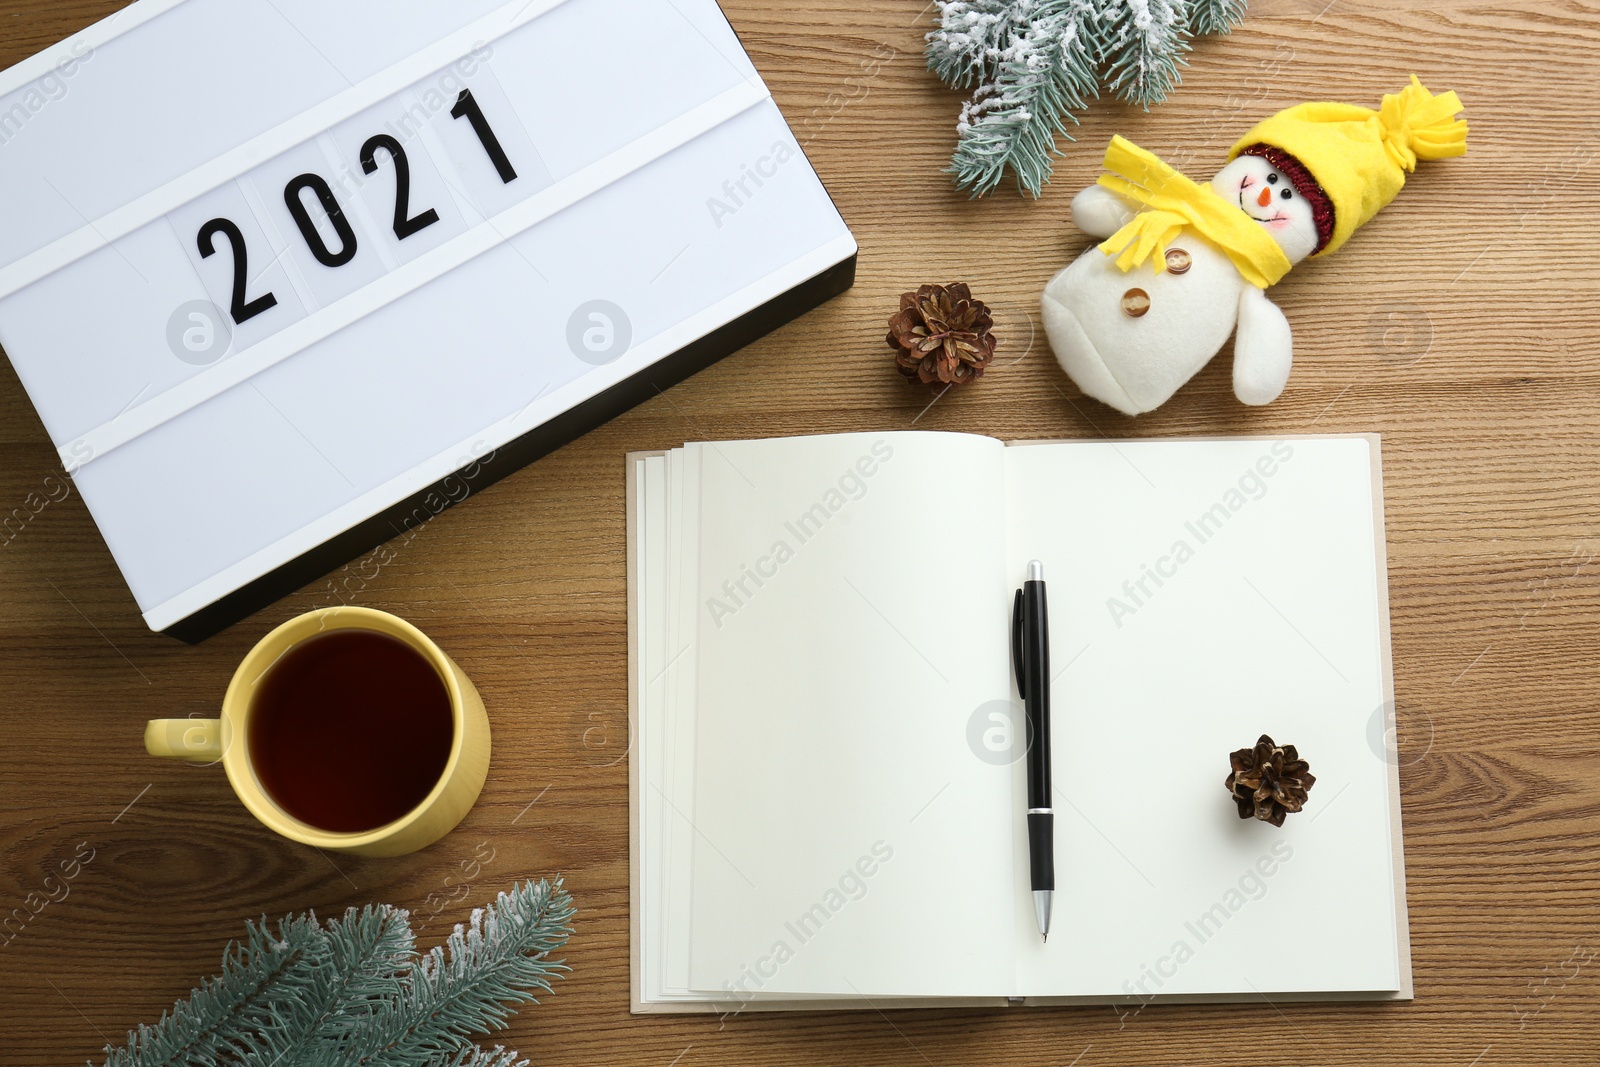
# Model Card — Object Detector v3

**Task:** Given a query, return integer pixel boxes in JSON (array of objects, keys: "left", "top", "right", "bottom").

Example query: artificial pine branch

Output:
[
  {"left": 233, "top": 905, "right": 416, "bottom": 1067},
  {"left": 924, "top": 0, "right": 1019, "bottom": 89},
  {"left": 95, "top": 879, "right": 575, "bottom": 1067},
  {"left": 334, "top": 880, "right": 575, "bottom": 1066},
  {"left": 416, "top": 1046, "right": 523, "bottom": 1067},
  {"left": 102, "top": 915, "right": 329, "bottom": 1067},
  {"left": 1187, "top": 0, "right": 1245, "bottom": 35},
  {"left": 1100, "top": 0, "right": 1191, "bottom": 108},
  {"left": 942, "top": 0, "right": 1102, "bottom": 196},
  {"left": 927, "top": 0, "right": 1247, "bottom": 197}
]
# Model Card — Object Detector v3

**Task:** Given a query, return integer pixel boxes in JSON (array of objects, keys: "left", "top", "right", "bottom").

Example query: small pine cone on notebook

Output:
[
  {"left": 1226, "top": 734, "right": 1315, "bottom": 826},
  {"left": 886, "top": 282, "right": 997, "bottom": 387}
]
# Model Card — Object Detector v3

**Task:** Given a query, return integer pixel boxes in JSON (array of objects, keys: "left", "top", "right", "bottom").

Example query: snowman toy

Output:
[{"left": 1042, "top": 76, "right": 1467, "bottom": 416}]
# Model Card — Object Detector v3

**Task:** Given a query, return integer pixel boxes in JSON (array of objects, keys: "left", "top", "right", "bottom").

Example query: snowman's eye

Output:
[
  {"left": 1280, "top": 187, "right": 1293, "bottom": 200},
  {"left": 1266, "top": 173, "right": 1278, "bottom": 184}
]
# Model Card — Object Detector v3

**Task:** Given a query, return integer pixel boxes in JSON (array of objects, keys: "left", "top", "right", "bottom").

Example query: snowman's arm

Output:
[
  {"left": 1071, "top": 184, "right": 1139, "bottom": 238},
  {"left": 1232, "top": 286, "right": 1294, "bottom": 406}
]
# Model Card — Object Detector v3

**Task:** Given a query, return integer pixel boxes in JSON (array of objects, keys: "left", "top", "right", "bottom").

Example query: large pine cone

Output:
[
  {"left": 886, "top": 282, "right": 997, "bottom": 387},
  {"left": 1226, "top": 735, "right": 1315, "bottom": 826}
]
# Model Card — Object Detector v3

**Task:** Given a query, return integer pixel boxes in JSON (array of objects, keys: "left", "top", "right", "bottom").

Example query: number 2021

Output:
[{"left": 197, "top": 89, "right": 518, "bottom": 326}]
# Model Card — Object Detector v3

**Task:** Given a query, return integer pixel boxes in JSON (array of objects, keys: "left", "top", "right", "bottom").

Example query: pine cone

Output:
[
  {"left": 886, "top": 282, "right": 997, "bottom": 387},
  {"left": 1226, "top": 735, "right": 1315, "bottom": 826}
]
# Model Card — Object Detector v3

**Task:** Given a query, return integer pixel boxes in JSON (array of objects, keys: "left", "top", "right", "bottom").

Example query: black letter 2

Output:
[
  {"left": 360, "top": 134, "right": 440, "bottom": 240},
  {"left": 197, "top": 218, "right": 279, "bottom": 325}
]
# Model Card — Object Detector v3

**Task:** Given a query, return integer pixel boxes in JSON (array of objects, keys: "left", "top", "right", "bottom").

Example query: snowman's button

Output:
[
  {"left": 1165, "top": 247, "right": 1192, "bottom": 275},
  {"left": 1121, "top": 288, "right": 1151, "bottom": 317}
]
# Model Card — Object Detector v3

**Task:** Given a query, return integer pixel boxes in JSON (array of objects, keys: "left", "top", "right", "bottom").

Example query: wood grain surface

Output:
[{"left": 1, "top": 0, "right": 1597, "bottom": 1064}]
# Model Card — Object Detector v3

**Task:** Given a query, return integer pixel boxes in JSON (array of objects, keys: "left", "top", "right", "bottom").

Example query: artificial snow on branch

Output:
[
  {"left": 1101, "top": 0, "right": 1191, "bottom": 110},
  {"left": 927, "top": 0, "right": 1248, "bottom": 197},
  {"left": 96, "top": 878, "right": 575, "bottom": 1067},
  {"left": 1187, "top": 0, "right": 1247, "bottom": 35}
]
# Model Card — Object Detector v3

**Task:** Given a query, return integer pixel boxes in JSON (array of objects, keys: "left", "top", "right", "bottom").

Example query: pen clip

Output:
[{"left": 1011, "top": 587, "right": 1026, "bottom": 700}]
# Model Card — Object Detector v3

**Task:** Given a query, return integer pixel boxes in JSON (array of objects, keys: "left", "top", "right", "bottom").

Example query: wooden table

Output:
[{"left": 2, "top": 0, "right": 1596, "bottom": 1063}]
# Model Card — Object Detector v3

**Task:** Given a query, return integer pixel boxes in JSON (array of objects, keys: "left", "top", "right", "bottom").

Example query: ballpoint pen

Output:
[{"left": 1012, "top": 559, "right": 1054, "bottom": 942}]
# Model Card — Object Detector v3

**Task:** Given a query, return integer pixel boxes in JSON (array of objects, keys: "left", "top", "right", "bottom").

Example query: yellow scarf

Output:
[{"left": 1096, "top": 136, "right": 1293, "bottom": 289}]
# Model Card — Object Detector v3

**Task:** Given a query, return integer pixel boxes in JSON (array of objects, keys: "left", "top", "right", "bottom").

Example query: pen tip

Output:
[{"left": 1042, "top": 933, "right": 1048, "bottom": 943}]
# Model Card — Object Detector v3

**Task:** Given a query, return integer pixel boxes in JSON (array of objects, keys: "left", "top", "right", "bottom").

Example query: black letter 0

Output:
[
  {"left": 284, "top": 173, "right": 358, "bottom": 268},
  {"left": 360, "top": 134, "right": 441, "bottom": 241},
  {"left": 197, "top": 218, "right": 279, "bottom": 325}
]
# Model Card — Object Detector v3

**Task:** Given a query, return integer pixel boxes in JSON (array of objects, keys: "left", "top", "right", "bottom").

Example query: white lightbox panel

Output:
[{"left": 0, "top": 0, "right": 856, "bottom": 634}]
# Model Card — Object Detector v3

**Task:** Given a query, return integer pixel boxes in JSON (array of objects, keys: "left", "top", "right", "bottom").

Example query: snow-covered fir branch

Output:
[
  {"left": 1188, "top": 0, "right": 1246, "bottom": 36},
  {"left": 1101, "top": 0, "right": 1191, "bottom": 108},
  {"left": 927, "top": 0, "right": 1247, "bottom": 196},
  {"left": 94, "top": 879, "right": 575, "bottom": 1067},
  {"left": 943, "top": 0, "right": 1102, "bottom": 196}
]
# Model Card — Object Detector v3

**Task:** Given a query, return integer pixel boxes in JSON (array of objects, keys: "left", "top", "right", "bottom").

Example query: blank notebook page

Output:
[
  {"left": 1004, "top": 437, "right": 1401, "bottom": 997},
  {"left": 682, "top": 431, "right": 1018, "bottom": 998}
]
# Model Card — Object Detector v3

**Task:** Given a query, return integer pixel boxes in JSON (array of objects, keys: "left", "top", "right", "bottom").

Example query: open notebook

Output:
[{"left": 627, "top": 431, "right": 1409, "bottom": 1012}]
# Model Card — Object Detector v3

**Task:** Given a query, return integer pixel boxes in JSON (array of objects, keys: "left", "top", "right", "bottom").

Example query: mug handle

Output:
[{"left": 145, "top": 719, "right": 224, "bottom": 763}]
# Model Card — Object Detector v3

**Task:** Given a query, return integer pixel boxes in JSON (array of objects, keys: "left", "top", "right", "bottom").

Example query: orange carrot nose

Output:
[{"left": 1257, "top": 187, "right": 1273, "bottom": 208}]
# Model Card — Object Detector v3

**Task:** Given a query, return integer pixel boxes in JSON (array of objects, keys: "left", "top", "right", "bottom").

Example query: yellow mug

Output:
[{"left": 144, "top": 607, "right": 490, "bottom": 857}]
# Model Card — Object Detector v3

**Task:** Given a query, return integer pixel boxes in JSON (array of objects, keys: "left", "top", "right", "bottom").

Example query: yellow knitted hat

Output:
[{"left": 1227, "top": 76, "right": 1467, "bottom": 258}]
